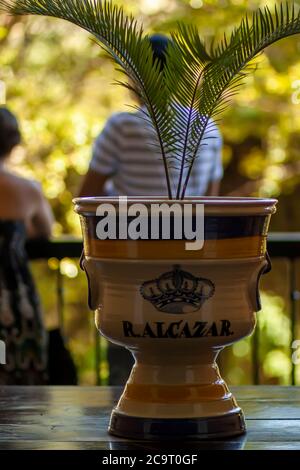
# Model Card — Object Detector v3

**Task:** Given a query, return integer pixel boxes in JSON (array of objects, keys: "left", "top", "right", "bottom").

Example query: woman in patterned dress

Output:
[{"left": 0, "top": 107, "right": 53, "bottom": 384}]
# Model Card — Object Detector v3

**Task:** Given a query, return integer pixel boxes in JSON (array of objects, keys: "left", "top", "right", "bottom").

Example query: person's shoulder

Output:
[
  {"left": 20, "top": 177, "right": 44, "bottom": 199},
  {"left": 206, "top": 118, "right": 221, "bottom": 135},
  {"left": 0, "top": 171, "right": 46, "bottom": 208},
  {"left": 96, "top": 111, "right": 142, "bottom": 141},
  {"left": 108, "top": 110, "right": 141, "bottom": 126},
  {"left": 0, "top": 171, "right": 36, "bottom": 189}
]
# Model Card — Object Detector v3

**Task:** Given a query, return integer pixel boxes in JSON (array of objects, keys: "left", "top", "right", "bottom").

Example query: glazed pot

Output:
[{"left": 74, "top": 197, "right": 277, "bottom": 440}]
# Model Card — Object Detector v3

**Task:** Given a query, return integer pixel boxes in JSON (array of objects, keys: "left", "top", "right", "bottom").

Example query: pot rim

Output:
[{"left": 73, "top": 196, "right": 277, "bottom": 216}]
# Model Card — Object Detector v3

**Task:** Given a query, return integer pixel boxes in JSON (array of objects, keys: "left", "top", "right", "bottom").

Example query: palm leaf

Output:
[
  {"left": 0, "top": 0, "right": 175, "bottom": 197},
  {"left": 180, "top": 2, "right": 300, "bottom": 198},
  {"left": 164, "top": 24, "right": 213, "bottom": 198}
]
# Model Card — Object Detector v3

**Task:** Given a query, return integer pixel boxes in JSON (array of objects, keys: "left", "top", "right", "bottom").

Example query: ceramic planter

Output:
[{"left": 74, "top": 197, "right": 277, "bottom": 440}]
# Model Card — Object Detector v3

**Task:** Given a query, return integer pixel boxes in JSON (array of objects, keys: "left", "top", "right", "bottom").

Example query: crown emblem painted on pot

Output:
[{"left": 140, "top": 265, "right": 215, "bottom": 314}]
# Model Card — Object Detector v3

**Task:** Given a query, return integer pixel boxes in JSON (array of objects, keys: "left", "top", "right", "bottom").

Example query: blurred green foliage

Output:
[{"left": 1, "top": 0, "right": 300, "bottom": 384}]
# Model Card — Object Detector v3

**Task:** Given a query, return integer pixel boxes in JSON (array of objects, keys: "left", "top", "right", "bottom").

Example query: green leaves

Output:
[
  {"left": 0, "top": 0, "right": 174, "bottom": 196},
  {"left": 165, "top": 25, "right": 212, "bottom": 198},
  {"left": 1, "top": 1, "right": 300, "bottom": 198},
  {"left": 175, "top": 2, "right": 300, "bottom": 197}
]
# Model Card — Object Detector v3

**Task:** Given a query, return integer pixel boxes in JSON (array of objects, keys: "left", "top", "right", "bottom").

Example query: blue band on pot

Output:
[{"left": 82, "top": 214, "right": 270, "bottom": 241}]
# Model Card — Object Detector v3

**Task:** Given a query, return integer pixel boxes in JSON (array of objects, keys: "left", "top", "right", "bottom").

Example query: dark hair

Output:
[
  {"left": 0, "top": 107, "right": 21, "bottom": 158},
  {"left": 149, "top": 34, "right": 170, "bottom": 72}
]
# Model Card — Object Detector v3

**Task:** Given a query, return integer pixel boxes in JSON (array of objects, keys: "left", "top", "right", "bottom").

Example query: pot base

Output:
[{"left": 108, "top": 409, "right": 246, "bottom": 441}]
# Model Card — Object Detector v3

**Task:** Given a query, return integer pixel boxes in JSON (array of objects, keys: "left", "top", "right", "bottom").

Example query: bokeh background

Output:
[{"left": 1, "top": 0, "right": 300, "bottom": 384}]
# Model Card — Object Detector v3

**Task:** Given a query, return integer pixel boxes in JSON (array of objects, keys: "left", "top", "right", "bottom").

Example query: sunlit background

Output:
[{"left": 1, "top": 0, "right": 300, "bottom": 384}]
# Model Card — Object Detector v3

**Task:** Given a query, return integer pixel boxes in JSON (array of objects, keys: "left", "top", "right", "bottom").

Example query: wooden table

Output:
[{"left": 0, "top": 386, "right": 299, "bottom": 450}]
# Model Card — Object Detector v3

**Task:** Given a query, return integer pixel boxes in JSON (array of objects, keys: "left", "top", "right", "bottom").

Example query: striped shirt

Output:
[{"left": 90, "top": 107, "right": 223, "bottom": 197}]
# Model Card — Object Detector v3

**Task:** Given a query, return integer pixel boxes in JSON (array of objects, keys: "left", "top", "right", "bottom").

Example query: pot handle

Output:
[
  {"left": 249, "top": 251, "right": 272, "bottom": 312},
  {"left": 80, "top": 252, "right": 102, "bottom": 310}
]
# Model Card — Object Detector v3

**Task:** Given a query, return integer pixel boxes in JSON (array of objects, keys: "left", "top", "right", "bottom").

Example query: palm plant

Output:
[{"left": 1, "top": 1, "right": 300, "bottom": 199}]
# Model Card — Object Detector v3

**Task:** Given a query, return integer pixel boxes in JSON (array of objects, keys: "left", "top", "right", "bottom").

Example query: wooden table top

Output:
[{"left": 0, "top": 386, "right": 299, "bottom": 450}]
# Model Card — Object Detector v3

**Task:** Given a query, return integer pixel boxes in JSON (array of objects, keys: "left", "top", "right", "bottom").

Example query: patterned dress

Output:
[{"left": 0, "top": 221, "right": 48, "bottom": 384}]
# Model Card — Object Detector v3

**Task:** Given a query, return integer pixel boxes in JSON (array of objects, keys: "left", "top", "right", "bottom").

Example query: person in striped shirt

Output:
[{"left": 79, "top": 35, "right": 223, "bottom": 199}]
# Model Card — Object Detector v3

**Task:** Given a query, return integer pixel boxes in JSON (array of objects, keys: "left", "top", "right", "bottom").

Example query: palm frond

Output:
[
  {"left": 0, "top": 0, "right": 174, "bottom": 197},
  {"left": 180, "top": 2, "right": 300, "bottom": 198},
  {"left": 164, "top": 24, "right": 212, "bottom": 198}
]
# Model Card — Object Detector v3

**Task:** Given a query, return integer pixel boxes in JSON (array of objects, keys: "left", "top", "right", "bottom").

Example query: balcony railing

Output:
[{"left": 26, "top": 233, "right": 300, "bottom": 386}]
